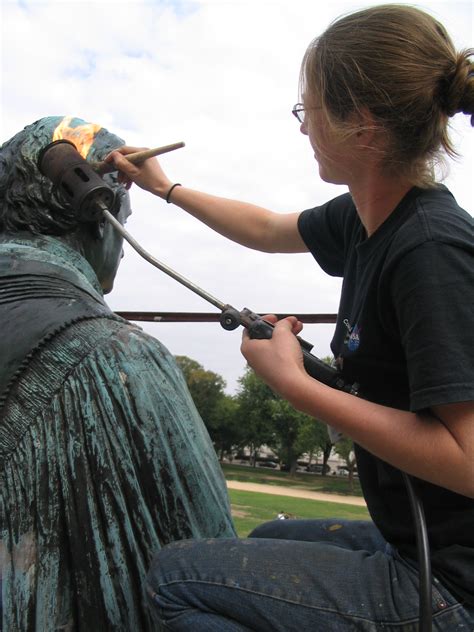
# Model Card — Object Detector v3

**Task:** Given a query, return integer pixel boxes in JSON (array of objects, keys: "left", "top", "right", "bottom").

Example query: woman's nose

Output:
[{"left": 300, "top": 120, "right": 308, "bottom": 136}]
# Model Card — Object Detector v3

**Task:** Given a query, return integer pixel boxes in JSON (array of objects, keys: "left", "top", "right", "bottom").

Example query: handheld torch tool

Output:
[{"left": 38, "top": 139, "right": 358, "bottom": 395}]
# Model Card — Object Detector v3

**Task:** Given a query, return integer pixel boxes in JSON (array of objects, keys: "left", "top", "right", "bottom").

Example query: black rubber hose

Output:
[{"left": 403, "top": 472, "right": 432, "bottom": 632}]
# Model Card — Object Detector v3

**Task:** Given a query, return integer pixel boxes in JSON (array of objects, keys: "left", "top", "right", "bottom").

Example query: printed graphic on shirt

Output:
[{"left": 343, "top": 319, "right": 361, "bottom": 352}]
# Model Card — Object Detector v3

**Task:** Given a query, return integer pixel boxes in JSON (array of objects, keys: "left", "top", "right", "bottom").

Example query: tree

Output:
[
  {"left": 235, "top": 367, "right": 275, "bottom": 466},
  {"left": 209, "top": 395, "right": 242, "bottom": 460},
  {"left": 294, "top": 417, "right": 330, "bottom": 471},
  {"left": 175, "top": 355, "right": 227, "bottom": 439},
  {"left": 334, "top": 436, "right": 357, "bottom": 492},
  {"left": 314, "top": 356, "right": 337, "bottom": 475},
  {"left": 320, "top": 435, "right": 335, "bottom": 476},
  {"left": 234, "top": 368, "right": 330, "bottom": 476},
  {"left": 234, "top": 361, "right": 337, "bottom": 474},
  {"left": 268, "top": 399, "right": 306, "bottom": 475},
  {"left": 175, "top": 355, "right": 203, "bottom": 381}
]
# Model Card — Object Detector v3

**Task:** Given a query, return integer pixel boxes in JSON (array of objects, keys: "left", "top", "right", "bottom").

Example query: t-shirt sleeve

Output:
[
  {"left": 389, "top": 241, "right": 474, "bottom": 410},
  {"left": 297, "top": 192, "right": 356, "bottom": 276}
]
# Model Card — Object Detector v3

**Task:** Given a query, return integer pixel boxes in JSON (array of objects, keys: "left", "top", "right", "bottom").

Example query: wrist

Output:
[
  {"left": 152, "top": 180, "right": 174, "bottom": 199},
  {"left": 272, "top": 365, "right": 312, "bottom": 406},
  {"left": 165, "top": 182, "right": 182, "bottom": 203}
]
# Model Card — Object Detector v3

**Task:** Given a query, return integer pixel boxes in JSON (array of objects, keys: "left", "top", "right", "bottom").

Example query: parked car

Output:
[
  {"left": 306, "top": 464, "right": 332, "bottom": 474},
  {"left": 337, "top": 466, "right": 358, "bottom": 476},
  {"left": 257, "top": 460, "right": 278, "bottom": 469},
  {"left": 306, "top": 464, "right": 324, "bottom": 473}
]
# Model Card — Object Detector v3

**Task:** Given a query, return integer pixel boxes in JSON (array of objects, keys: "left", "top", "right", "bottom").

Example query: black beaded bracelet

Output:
[{"left": 166, "top": 183, "right": 182, "bottom": 203}]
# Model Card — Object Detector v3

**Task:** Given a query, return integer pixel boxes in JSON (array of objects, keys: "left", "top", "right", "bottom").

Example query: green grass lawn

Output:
[
  {"left": 229, "top": 488, "right": 371, "bottom": 537},
  {"left": 222, "top": 462, "right": 363, "bottom": 497}
]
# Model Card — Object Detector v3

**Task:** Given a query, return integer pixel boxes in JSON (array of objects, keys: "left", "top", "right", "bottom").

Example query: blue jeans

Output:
[{"left": 146, "top": 520, "right": 474, "bottom": 631}]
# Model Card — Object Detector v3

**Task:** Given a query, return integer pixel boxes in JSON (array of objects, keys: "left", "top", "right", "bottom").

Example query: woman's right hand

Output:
[{"left": 105, "top": 146, "right": 173, "bottom": 198}]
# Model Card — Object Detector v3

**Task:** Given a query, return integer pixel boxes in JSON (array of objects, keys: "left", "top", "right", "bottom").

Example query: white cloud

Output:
[{"left": 1, "top": 0, "right": 472, "bottom": 392}]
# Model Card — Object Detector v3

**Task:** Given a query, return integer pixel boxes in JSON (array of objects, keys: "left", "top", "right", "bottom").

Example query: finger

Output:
[
  {"left": 261, "top": 313, "right": 278, "bottom": 324},
  {"left": 118, "top": 172, "right": 133, "bottom": 189},
  {"left": 241, "top": 314, "right": 302, "bottom": 343},
  {"left": 104, "top": 145, "right": 147, "bottom": 161},
  {"left": 274, "top": 315, "right": 303, "bottom": 335},
  {"left": 240, "top": 332, "right": 264, "bottom": 357},
  {"left": 241, "top": 327, "right": 250, "bottom": 342},
  {"left": 241, "top": 313, "right": 278, "bottom": 343},
  {"left": 107, "top": 151, "right": 141, "bottom": 176},
  {"left": 120, "top": 145, "right": 147, "bottom": 155},
  {"left": 292, "top": 318, "right": 304, "bottom": 335}
]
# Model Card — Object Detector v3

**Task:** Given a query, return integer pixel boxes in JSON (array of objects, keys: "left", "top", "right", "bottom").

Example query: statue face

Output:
[{"left": 87, "top": 188, "right": 132, "bottom": 294}]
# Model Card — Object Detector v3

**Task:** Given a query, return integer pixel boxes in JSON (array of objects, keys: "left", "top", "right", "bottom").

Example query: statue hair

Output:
[{"left": 0, "top": 116, "right": 125, "bottom": 235}]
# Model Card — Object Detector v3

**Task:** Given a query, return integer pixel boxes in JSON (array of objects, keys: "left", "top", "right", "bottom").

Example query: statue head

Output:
[{"left": 0, "top": 116, "right": 130, "bottom": 293}]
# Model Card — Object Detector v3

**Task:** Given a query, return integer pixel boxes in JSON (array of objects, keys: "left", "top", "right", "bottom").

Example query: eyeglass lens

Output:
[{"left": 292, "top": 104, "right": 305, "bottom": 123}]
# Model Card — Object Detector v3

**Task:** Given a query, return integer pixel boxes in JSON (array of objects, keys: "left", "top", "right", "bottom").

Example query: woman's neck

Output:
[{"left": 348, "top": 173, "right": 413, "bottom": 237}]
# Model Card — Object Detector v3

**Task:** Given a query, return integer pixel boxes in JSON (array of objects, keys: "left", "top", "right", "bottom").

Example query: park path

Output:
[{"left": 226, "top": 480, "right": 367, "bottom": 507}]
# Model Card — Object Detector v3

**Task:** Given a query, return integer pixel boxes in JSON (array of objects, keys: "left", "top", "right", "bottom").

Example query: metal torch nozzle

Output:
[{"left": 38, "top": 139, "right": 115, "bottom": 223}]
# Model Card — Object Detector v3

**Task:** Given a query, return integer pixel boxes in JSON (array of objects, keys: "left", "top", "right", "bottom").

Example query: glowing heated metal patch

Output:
[{"left": 52, "top": 116, "right": 102, "bottom": 158}]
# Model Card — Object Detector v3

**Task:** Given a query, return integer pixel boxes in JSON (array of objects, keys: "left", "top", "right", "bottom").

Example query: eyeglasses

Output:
[
  {"left": 292, "top": 103, "right": 306, "bottom": 124},
  {"left": 292, "top": 102, "right": 321, "bottom": 123}
]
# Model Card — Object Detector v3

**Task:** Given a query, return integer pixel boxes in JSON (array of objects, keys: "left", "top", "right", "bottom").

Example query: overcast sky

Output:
[{"left": 1, "top": 0, "right": 472, "bottom": 393}]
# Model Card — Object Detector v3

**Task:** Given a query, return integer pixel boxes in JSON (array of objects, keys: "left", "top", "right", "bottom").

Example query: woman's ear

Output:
[{"left": 354, "top": 108, "right": 377, "bottom": 144}]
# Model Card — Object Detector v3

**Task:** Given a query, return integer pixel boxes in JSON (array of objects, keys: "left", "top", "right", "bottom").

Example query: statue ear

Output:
[{"left": 88, "top": 218, "right": 106, "bottom": 241}]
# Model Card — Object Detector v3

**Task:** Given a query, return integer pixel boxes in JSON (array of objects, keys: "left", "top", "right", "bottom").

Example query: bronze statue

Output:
[{"left": 0, "top": 116, "right": 235, "bottom": 631}]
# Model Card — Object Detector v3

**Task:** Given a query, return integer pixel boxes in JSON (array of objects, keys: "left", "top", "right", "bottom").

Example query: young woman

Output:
[{"left": 109, "top": 5, "right": 473, "bottom": 630}]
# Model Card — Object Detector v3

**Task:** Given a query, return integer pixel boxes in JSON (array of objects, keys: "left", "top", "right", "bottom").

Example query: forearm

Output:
[
  {"left": 163, "top": 185, "right": 286, "bottom": 252},
  {"left": 108, "top": 149, "right": 307, "bottom": 253},
  {"left": 284, "top": 374, "right": 474, "bottom": 497}
]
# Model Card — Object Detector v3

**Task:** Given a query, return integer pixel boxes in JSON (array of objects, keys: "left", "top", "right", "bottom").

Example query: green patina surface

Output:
[{"left": 0, "top": 236, "right": 235, "bottom": 631}]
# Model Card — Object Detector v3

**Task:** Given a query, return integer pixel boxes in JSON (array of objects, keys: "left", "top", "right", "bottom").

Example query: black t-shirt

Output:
[{"left": 298, "top": 185, "right": 474, "bottom": 604}]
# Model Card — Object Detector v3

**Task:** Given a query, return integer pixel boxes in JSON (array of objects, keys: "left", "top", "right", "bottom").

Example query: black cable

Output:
[{"left": 403, "top": 472, "right": 433, "bottom": 632}]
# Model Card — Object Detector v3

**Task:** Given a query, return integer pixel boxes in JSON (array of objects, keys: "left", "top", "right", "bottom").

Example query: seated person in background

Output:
[{"left": 0, "top": 116, "right": 235, "bottom": 631}]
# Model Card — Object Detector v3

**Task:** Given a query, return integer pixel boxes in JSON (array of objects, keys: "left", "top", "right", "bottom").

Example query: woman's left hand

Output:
[{"left": 240, "top": 315, "right": 308, "bottom": 397}]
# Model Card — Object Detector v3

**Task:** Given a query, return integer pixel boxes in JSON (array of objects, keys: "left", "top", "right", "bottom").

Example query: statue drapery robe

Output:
[{"left": 0, "top": 235, "right": 235, "bottom": 631}]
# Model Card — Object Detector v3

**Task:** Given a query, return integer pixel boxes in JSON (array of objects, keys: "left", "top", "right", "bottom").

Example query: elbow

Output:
[
  {"left": 456, "top": 450, "right": 474, "bottom": 498},
  {"left": 441, "top": 471, "right": 474, "bottom": 499},
  {"left": 464, "top": 481, "right": 474, "bottom": 500}
]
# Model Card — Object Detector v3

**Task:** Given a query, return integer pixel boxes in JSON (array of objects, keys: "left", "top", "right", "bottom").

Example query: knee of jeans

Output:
[
  {"left": 248, "top": 520, "right": 283, "bottom": 539},
  {"left": 147, "top": 539, "right": 195, "bottom": 589},
  {"left": 147, "top": 551, "right": 165, "bottom": 592}
]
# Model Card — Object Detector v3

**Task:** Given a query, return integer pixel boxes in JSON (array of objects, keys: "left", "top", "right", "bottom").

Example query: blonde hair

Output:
[{"left": 301, "top": 4, "right": 474, "bottom": 186}]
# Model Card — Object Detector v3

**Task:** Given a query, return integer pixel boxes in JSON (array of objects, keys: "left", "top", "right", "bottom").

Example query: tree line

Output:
[{"left": 175, "top": 355, "right": 357, "bottom": 485}]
